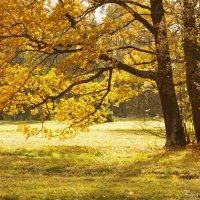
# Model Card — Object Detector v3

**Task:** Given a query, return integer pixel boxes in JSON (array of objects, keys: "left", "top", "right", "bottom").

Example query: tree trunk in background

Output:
[
  {"left": 150, "top": 0, "right": 186, "bottom": 146},
  {"left": 183, "top": 0, "right": 200, "bottom": 142}
]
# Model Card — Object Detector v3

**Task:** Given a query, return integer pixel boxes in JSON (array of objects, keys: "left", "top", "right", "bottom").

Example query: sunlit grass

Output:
[
  {"left": 0, "top": 120, "right": 200, "bottom": 199},
  {"left": 0, "top": 120, "right": 165, "bottom": 148}
]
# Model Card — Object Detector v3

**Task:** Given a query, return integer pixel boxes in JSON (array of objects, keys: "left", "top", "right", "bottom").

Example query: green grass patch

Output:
[{"left": 0, "top": 121, "right": 200, "bottom": 199}]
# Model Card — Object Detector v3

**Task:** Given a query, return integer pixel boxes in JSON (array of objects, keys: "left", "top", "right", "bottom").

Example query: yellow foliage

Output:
[{"left": 0, "top": 0, "right": 181, "bottom": 139}]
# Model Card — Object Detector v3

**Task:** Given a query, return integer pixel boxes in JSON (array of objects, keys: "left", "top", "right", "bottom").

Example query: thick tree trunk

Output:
[
  {"left": 157, "top": 79, "right": 186, "bottom": 146},
  {"left": 183, "top": 0, "right": 200, "bottom": 142},
  {"left": 150, "top": 0, "right": 186, "bottom": 146}
]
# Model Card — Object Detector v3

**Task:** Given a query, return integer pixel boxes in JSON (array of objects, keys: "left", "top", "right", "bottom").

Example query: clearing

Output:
[{"left": 0, "top": 120, "right": 200, "bottom": 200}]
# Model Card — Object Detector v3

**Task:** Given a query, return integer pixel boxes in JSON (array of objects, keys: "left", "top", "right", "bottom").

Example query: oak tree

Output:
[{"left": 0, "top": 0, "right": 192, "bottom": 146}]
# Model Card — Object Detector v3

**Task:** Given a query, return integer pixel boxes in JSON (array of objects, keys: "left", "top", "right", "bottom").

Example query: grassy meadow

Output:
[{"left": 0, "top": 120, "right": 200, "bottom": 200}]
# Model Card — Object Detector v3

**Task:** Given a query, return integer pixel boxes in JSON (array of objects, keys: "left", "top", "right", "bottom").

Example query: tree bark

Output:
[
  {"left": 157, "top": 79, "right": 186, "bottom": 146},
  {"left": 150, "top": 0, "right": 186, "bottom": 146},
  {"left": 183, "top": 0, "right": 200, "bottom": 142}
]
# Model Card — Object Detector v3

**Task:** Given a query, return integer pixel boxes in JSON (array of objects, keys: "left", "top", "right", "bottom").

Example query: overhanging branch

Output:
[
  {"left": 107, "top": 45, "right": 155, "bottom": 55},
  {"left": 99, "top": 54, "right": 158, "bottom": 81},
  {"left": 69, "top": 69, "right": 113, "bottom": 127},
  {"left": 33, "top": 67, "right": 113, "bottom": 108},
  {"left": 95, "top": 0, "right": 150, "bottom": 10},
  {"left": 93, "top": 0, "right": 155, "bottom": 35}
]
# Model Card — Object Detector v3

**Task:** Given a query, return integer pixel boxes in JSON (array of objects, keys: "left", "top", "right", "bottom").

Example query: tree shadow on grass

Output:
[
  {"left": 1, "top": 146, "right": 200, "bottom": 199},
  {"left": 116, "top": 147, "right": 200, "bottom": 180}
]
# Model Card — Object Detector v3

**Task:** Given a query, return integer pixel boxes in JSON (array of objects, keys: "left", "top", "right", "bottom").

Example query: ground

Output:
[{"left": 0, "top": 119, "right": 200, "bottom": 200}]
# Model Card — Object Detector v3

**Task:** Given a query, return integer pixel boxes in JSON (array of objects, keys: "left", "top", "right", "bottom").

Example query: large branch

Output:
[
  {"left": 107, "top": 45, "right": 155, "bottom": 54},
  {"left": 95, "top": 0, "right": 155, "bottom": 35},
  {"left": 0, "top": 33, "right": 83, "bottom": 55},
  {"left": 70, "top": 69, "right": 113, "bottom": 127},
  {"left": 116, "top": 2, "right": 155, "bottom": 35},
  {"left": 96, "top": 0, "right": 151, "bottom": 10},
  {"left": 33, "top": 67, "right": 113, "bottom": 108},
  {"left": 99, "top": 54, "right": 158, "bottom": 81}
]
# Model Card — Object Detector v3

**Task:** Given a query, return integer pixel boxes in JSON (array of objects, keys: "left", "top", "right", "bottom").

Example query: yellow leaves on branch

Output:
[
  {"left": 0, "top": 63, "right": 29, "bottom": 112},
  {"left": 0, "top": 0, "right": 159, "bottom": 139}
]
